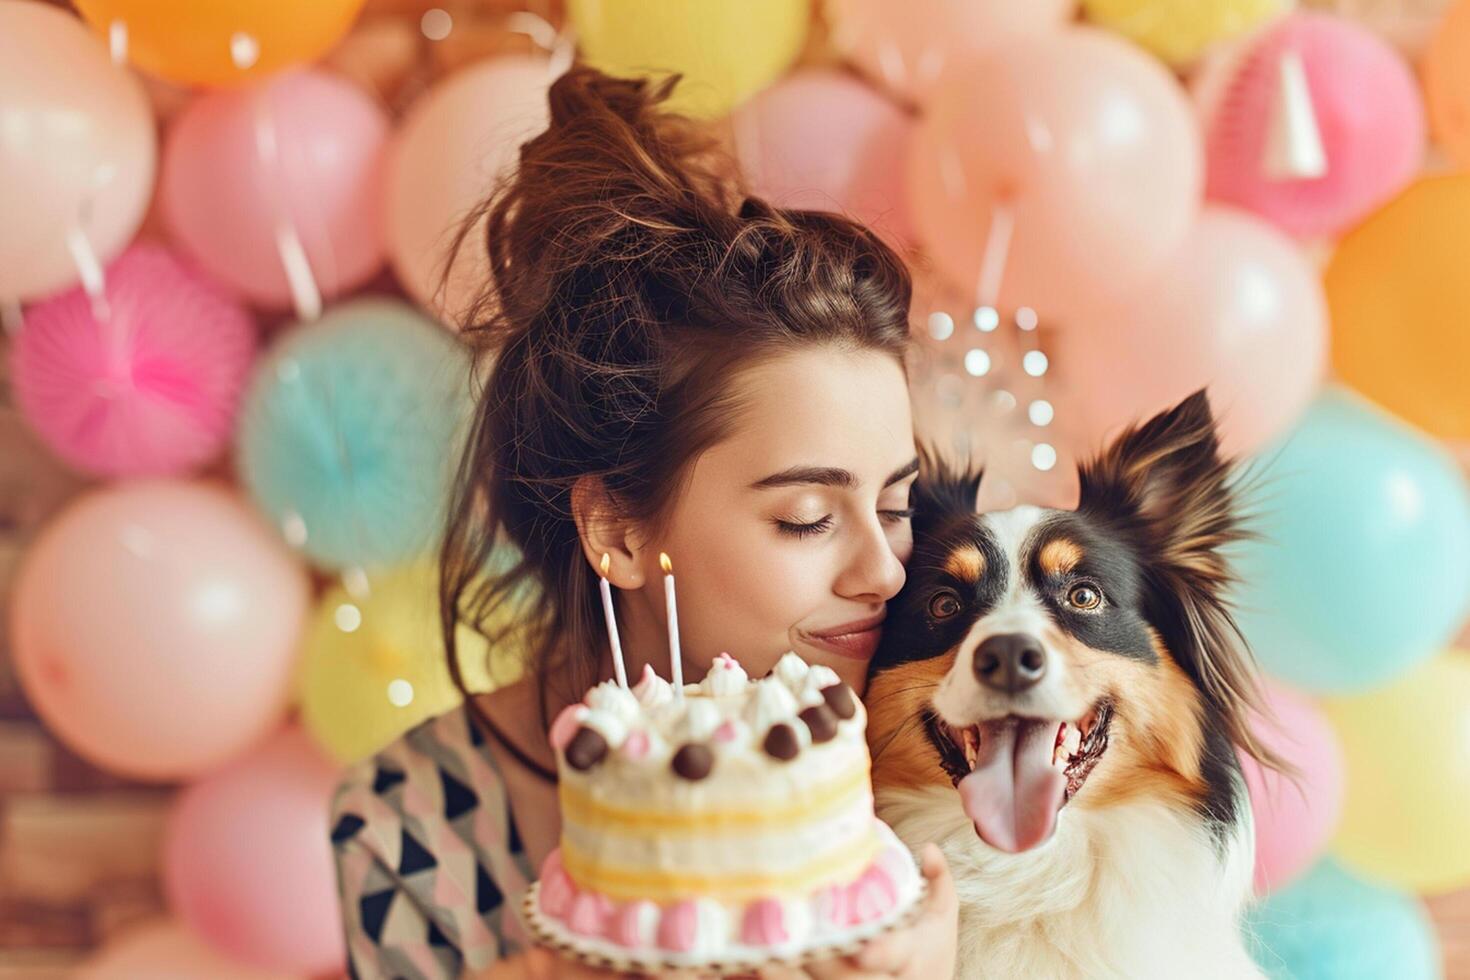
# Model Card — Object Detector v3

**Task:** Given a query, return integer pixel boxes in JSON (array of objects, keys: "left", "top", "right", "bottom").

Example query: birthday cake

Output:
[{"left": 524, "top": 651, "right": 924, "bottom": 971}]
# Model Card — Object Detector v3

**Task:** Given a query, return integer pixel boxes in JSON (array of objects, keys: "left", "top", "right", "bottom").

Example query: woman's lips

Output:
[{"left": 801, "top": 625, "right": 884, "bottom": 661}]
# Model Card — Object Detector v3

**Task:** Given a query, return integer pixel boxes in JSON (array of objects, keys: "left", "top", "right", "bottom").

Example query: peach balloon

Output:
[
  {"left": 164, "top": 728, "right": 345, "bottom": 975},
  {"left": 824, "top": 0, "right": 1076, "bottom": 100},
  {"left": 76, "top": 918, "right": 300, "bottom": 979},
  {"left": 10, "top": 481, "right": 310, "bottom": 781},
  {"left": 388, "top": 56, "right": 552, "bottom": 326},
  {"left": 1053, "top": 206, "right": 1326, "bottom": 457},
  {"left": 909, "top": 29, "right": 1202, "bottom": 320},
  {"left": 160, "top": 69, "right": 389, "bottom": 311},
  {"left": 733, "top": 69, "right": 916, "bottom": 250},
  {"left": 1423, "top": 0, "right": 1470, "bottom": 170},
  {"left": 0, "top": 1, "right": 155, "bottom": 302}
]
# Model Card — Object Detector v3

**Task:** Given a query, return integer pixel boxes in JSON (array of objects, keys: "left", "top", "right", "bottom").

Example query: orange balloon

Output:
[
  {"left": 74, "top": 0, "right": 366, "bottom": 87},
  {"left": 1423, "top": 0, "right": 1470, "bottom": 169},
  {"left": 1326, "top": 175, "right": 1470, "bottom": 440}
]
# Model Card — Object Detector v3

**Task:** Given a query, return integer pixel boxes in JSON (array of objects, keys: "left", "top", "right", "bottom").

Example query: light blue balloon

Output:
[
  {"left": 237, "top": 299, "right": 471, "bottom": 570},
  {"left": 1246, "top": 858, "right": 1441, "bottom": 980},
  {"left": 1231, "top": 387, "right": 1470, "bottom": 693}
]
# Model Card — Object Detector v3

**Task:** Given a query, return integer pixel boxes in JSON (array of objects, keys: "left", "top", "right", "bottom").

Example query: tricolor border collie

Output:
[{"left": 868, "top": 391, "right": 1279, "bottom": 979}]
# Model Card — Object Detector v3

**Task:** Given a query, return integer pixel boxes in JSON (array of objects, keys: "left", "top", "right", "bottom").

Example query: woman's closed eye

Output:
[{"left": 774, "top": 506, "right": 913, "bottom": 539}]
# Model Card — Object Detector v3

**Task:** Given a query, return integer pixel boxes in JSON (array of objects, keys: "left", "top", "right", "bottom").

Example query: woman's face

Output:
[{"left": 619, "top": 347, "right": 917, "bottom": 694}]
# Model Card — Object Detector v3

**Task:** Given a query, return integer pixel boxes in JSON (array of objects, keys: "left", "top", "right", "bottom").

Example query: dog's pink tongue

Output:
[{"left": 957, "top": 718, "right": 1066, "bottom": 853}]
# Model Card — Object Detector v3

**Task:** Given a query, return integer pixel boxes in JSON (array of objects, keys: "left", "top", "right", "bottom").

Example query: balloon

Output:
[
  {"left": 1193, "top": 12, "right": 1424, "bottom": 237},
  {"left": 908, "top": 29, "right": 1202, "bottom": 320},
  {"left": 822, "top": 0, "right": 1075, "bottom": 100},
  {"left": 160, "top": 69, "right": 388, "bottom": 312},
  {"left": 1245, "top": 858, "right": 1441, "bottom": 980},
  {"left": 73, "top": 0, "right": 367, "bottom": 88},
  {"left": 1326, "top": 175, "right": 1470, "bottom": 440},
  {"left": 1324, "top": 653, "right": 1470, "bottom": 894},
  {"left": 387, "top": 56, "right": 551, "bottom": 325},
  {"left": 10, "top": 243, "right": 257, "bottom": 478},
  {"left": 1238, "top": 681, "right": 1345, "bottom": 895},
  {"left": 1053, "top": 207, "right": 1326, "bottom": 458},
  {"left": 299, "top": 563, "right": 524, "bottom": 763},
  {"left": 10, "top": 481, "right": 310, "bottom": 780},
  {"left": 76, "top": 918, "right": 300, "bottom": 980},
  {"left": 0, "top": 1, "right": 155, "bottom": 303},
  {"left": 568, "top": 0, "right": 810, "bottom": 118},
  {"left": 1082, "top": 0, "right": 1291, "bottom": 65},
  {"left": 236, "top": 300, "right": 470, "bottom": 570},
  {"left": 1424, "top": 0, "right": 1470, "bottom": 170},
  {"left": 164, "top": 728, "right": 345, "bottom": 975},
  {"left": 1302, "top": 0, "right": 1454, "bottom": 57},
  {"left": 1230, "top": 389, "right": 1470, "bottom": 693},
  {"left": 732, "top": 69, "right": 915, "bottom": 249}
]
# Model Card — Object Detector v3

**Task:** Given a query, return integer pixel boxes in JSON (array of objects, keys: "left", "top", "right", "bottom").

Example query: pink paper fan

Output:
[
  {"left": 1194, "top": 11, "right": 1425, "bottom": 238},
  {"left": 11, "top": 243, "right": 257, "bottom": 477}
]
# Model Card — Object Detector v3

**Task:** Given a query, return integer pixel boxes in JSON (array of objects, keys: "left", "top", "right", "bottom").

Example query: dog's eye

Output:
[
  {"left": 1068, "top": 584, "right": 1103, "bottom": 610},
  {"left": 928, "top": 591, "right": 962, "bottom": 619}
]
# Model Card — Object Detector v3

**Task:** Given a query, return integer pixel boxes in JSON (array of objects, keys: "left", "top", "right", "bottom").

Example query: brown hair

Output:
[{"left": 438, "top": 64, "right": 914, "bottom": 725}]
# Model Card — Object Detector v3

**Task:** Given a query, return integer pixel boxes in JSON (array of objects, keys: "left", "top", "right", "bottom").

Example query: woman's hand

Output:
[{"left": 756, "top": 844, "right": 959, "bottom": 980}]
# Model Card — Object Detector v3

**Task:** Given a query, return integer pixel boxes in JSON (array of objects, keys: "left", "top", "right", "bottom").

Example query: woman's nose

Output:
[{"left": 835, "top": 519, "right": 907, "bottom": 602}]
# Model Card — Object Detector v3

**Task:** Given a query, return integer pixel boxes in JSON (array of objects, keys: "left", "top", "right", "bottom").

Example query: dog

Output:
[{"left": 867, "top": 390, "right": 1277, "bottom": 979}]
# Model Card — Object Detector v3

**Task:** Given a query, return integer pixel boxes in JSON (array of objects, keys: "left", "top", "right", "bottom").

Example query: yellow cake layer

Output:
[
  {"left": 558, "top": 759, "right": 871, "bottom": 835},
  {"left": 560, "top": 826, "right": 882, "bottom": 902}
]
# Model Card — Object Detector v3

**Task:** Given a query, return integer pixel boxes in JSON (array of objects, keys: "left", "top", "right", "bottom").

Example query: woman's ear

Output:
[{"left": 570, "top": 476, "right": 647, "bottom": 588}]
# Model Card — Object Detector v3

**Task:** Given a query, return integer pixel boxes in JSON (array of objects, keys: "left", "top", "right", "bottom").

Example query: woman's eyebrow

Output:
[{"left": 749, "top": 456, "right": 920, "bottom": 491}]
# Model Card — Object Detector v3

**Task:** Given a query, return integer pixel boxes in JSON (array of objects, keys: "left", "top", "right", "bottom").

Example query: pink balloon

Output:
[
  {"left": 388, "top": 55, "right": 552, "bottom": 326},
  {"left": 164, "top": 728, "right": 345, "bottom": 975},
  {"left": 0, "top": 2, "right": 155, "bottom": 302},
  {"left": 10, "top": 481, "right": 310, "bottom": 780},
  {"left": 824, "top": 0, "right": 1076, "bottom": 100},
  {"left": 76, "top": 918, "right": 300, "bottom": 980},
  {"left": 733, "top": 69, "right": 916, "bottom": 250},
  {"left": 1053, "top": 206, "right": 1326, "bottom": 457},
  {"left": 1194, "top": 12, "right": 1425, "bottom": 238},
  {"left": 1238, "top": 681, "right": 1346, "bottom": 895},
  {"left": 161, "top": 69, "right": 388, "bottom": 311},
  {"left": 11, "top": 243, "right": 258, "bottom": 478},
  {"left": 909, "top": 28, "right": 1202, "bottom": 320}
]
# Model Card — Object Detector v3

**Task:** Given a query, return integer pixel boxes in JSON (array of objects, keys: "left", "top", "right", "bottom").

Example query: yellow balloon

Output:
[
  {"left": 1327, "top": 175, "right": 1470, "bottom": 441},
  {"left": 74, "top": 0, "right": 366, "bottom": 87},
  {"left": 568, "top": 0, "right": 811, "bottom": 117},
  {"left": 299, "top": 563, "right": 527, "bottom": 764},
  {"left": 1082, "top": 0, "right": 1290, "bottom": 65},
  {"left": 1324, "top": 652, "right": 1470, "bottom": 894}
]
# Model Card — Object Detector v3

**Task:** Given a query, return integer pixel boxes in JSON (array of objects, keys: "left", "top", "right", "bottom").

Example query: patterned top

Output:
[{"left": 330, "top": 701, "right": 536, "bottom": 980}]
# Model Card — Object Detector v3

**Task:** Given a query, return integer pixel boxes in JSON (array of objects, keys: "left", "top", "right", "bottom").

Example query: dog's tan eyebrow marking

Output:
[
  {"left": 943, "top": 544, "right": 985, "bottom": 582},
  {"left": 1039, "top": 538, "right": 1084, "bottom": 577}
]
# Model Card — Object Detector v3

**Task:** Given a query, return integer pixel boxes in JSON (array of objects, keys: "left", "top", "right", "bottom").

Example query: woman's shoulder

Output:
[{"left": 330, "top": 700, "right": 503, "bottom": 846}]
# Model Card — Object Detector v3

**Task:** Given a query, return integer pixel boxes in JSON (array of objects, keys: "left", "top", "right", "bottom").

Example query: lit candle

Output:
[
  {"left": 659, "top": 552, "right": 684, "bottom": 695},
  {"left": 597, "top": 553, "right": 629, "bottom": 688}
]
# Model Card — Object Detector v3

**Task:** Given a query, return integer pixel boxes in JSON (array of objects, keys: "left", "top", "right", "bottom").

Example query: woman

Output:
[{"left": 331, "top": 64, "right": 958, "bottom": 980}]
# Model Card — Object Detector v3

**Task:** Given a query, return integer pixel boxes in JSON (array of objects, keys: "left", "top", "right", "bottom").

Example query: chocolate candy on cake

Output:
[
  {"left": 821, "top": 683, "right": 857, "bottom": 720},
  {"left": 763, "top": 722, "right": 801, "bottom": 761},
  {"left": 672, "top": 742, "right": 715, "bottom": 780},
  {"left": 565, "top": 726, "right": 608, "bottom": 770}
]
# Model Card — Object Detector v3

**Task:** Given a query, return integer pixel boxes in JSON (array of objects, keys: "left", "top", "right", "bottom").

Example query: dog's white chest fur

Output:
[{"left": 879, "top": 786, "right": 1265, "bottom": 980}]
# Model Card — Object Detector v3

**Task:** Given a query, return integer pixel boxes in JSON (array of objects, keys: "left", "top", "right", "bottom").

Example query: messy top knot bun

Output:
[{"left": 440, "top": 63, "right": 913, "bottom": 714}]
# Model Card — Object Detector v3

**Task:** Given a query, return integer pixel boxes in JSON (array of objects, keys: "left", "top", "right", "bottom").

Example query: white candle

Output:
[
  {"left": 598, "top": 553, "right": 629, "bottom": 688},
  {"left": 659, "top": 552, "right": 684, "bottom": 695}
]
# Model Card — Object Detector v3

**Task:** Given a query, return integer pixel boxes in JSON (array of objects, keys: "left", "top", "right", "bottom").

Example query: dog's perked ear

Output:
[
  {"left": 1076, "top": 389, "right": 1280, "bottom": 770},
  {"left": 912, "top": 443, "right": 983, "bottom": 539}
]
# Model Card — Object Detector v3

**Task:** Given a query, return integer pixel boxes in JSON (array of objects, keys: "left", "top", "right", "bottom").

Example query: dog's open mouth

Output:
[{"left": 924, "top": 701, "right": 1114, "bottom": 854}]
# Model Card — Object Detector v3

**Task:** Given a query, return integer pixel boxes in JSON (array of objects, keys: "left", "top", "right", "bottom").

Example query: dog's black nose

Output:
[{"left": 974, "top": 633, "right": 1047, "bottom": 693}]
